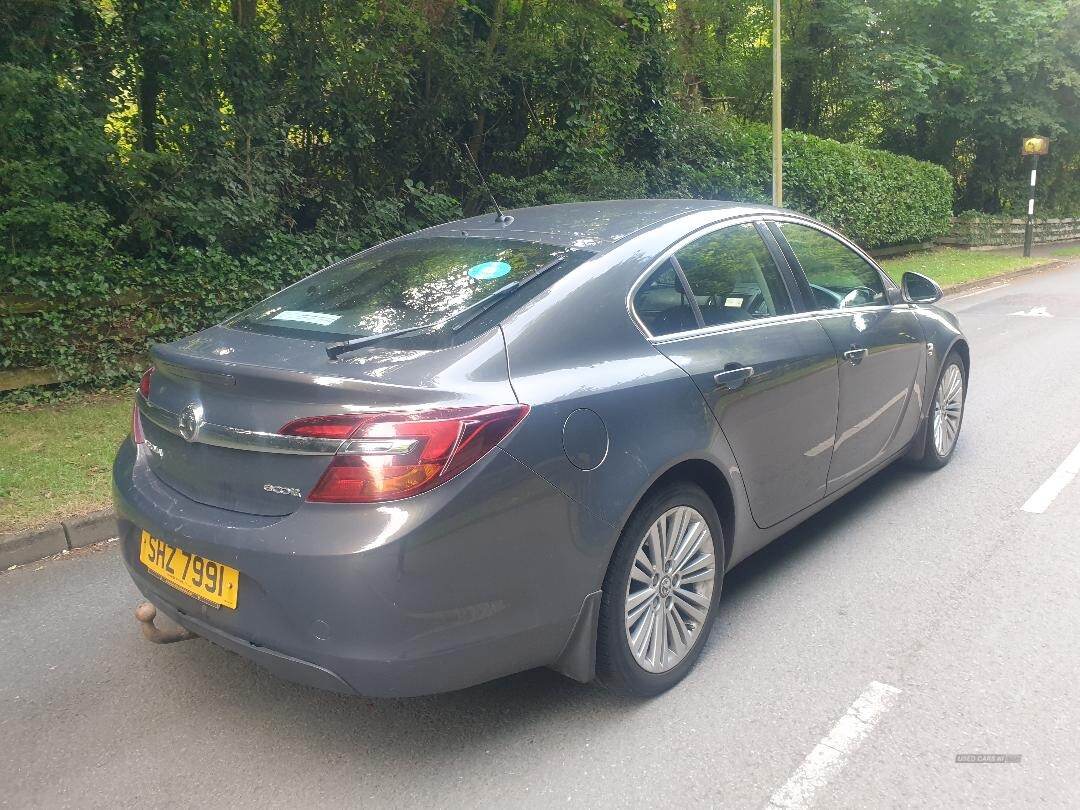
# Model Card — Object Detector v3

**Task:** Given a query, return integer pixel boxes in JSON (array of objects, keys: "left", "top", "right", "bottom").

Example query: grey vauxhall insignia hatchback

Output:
[{"left": 114, "top": 200, "right": 969, "bottom": 697}]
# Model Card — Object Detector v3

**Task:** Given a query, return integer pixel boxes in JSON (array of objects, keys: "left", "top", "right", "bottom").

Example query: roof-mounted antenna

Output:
[{"left": 461, "top": 144, "right": 513, "bottom": 225}]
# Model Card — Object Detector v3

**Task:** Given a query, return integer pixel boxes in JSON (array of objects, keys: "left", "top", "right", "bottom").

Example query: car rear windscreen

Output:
[{"left": 225, "top": 236, "right": 592, "bottom": 340}]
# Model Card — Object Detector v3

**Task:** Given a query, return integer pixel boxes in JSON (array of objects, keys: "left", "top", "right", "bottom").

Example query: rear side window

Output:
[
  {"left": 778, "top": 223, "right": 886, "bottom": 309},
  {"left": 675, "top": 223, "right": 794, "bottom": 326},
  {"left": 226, "top": 237, "right": 592, "bottom": 340},
  {"left": 633, "top": 261, "right": 698, "bottom": 337}
]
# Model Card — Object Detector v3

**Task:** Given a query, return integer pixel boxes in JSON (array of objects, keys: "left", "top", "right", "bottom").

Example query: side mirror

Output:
[{"left": 901, "top": 271, "right": 942, "bottom": 304}]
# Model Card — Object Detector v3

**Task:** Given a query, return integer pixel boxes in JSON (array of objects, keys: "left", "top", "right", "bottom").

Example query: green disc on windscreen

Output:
[{"left": 467, "top": 261, "right": 512, "bottom": 280}]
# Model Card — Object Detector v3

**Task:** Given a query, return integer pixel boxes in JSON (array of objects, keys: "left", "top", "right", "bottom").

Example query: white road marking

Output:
[
  {"left": 947, "top": 282, "right": 1011, "bottom": 301},
  {"left": 1021, "top": 440, "right": 1080, "bottom": 514},
  {"left": 1009, "top": 306, "right": 1052, "bottom": 318},
  {"left": 767, "top": 681, "right": 901, "bottom": 810}
]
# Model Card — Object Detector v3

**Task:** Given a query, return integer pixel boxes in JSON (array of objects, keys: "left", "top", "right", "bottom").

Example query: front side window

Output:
[
  {"left": 227, "top": 237, "right": 592, "bottom": 340},
  {"left": 778, "top": 223, "right": 886, "bottom": 310},
  {"left": 674, "top": 223, "right": 794, "bottom": 326}
]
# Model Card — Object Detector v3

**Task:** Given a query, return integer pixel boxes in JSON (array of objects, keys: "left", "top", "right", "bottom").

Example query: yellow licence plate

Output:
[{"left": 139, "top": 531, "right": 239, "bottom": 609}]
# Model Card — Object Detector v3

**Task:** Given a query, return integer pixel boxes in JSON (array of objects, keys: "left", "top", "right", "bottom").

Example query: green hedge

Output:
[
  {"left": 781, "top": 130, "right": 953, "bottom": 248},
  {"left": 2, "top": 110, "right": 953, "bottom": 394},
  {"left": 0, "top": 226, "right": 439, "bottom": 394},
  {"left": 496, "top": 115, "right": 953, "bottom": 250}
]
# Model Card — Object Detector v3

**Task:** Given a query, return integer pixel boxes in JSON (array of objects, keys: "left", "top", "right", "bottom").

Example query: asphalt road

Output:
[{"left": 4, "top": 259, "right": 1080, "bottom": 809}]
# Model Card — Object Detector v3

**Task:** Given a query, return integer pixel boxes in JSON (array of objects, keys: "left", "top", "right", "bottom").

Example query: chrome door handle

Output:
[
  {"left": 844, "top": 346, "right": 868, "bottom": 365},
  {"left": 714, "top": 365, "right": 754, "bottom": 390}
]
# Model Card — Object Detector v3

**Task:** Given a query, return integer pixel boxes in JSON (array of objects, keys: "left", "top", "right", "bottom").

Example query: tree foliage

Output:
[{"left": 0, "top": 0, "right": 1075, "bottom": 388}]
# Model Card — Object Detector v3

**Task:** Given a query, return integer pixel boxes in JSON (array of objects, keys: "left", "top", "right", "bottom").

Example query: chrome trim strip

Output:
[
  {"left": 137, "top": 395, "right": 181, "bottom": 434},
  {"left": 136, "top": 394, "right": 343, "bottom": 456},
  {"left": 651, "top": 312, "right": 823, "bottom": 344},
  {"left": 811, "top": 305, "right": 894, "bottom": 321},
  {"left": 651, "top": 305, "right": 897, "bottom": 345}
]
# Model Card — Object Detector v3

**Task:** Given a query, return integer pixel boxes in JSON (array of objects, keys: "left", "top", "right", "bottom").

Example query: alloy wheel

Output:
[
  {"left": 624, "top": 506, "right": 716, "bottom": 673},
  {"left": 932, "top": 363, "right": 964, "bottom": 457}
]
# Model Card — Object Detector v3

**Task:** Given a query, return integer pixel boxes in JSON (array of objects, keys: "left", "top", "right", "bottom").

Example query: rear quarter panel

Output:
[{"left": 497, "top": 219, "right": 759, "bottom": 588}]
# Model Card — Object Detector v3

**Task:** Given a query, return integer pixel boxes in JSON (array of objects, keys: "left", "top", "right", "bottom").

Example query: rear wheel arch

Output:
[
  {"left": 621, "top": 459, "right": 735, "bottom": 570},
  {"left": 593, "top": 470, "right": 728, "bottom": 694},
  {"left": 551, "top": 457, "right": 738, "bottom": 685}
]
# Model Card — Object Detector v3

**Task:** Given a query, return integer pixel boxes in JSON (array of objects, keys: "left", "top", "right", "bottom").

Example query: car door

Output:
[
  {"left": 770, "top": 220, "right": 924, "bottom": 491},
  {"left": 636, "top": 220, "right": 840, "bottom": 529}
]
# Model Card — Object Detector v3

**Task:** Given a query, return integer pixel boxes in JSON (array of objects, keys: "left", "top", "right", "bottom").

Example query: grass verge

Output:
[
  {"left": 880, "top": 245, "right": 1080, "bottom": 289},
  {"left": 0, "top": 393, "right": 131, "bottom": 534}
]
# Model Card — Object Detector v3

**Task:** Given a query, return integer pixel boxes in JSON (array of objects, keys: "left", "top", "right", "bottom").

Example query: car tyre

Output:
[
  {"left": 595, "top": 482, "right": 724, "bottom": 697},
  {"left": 911, "top": 350, "right": 967, "bottom": 470}
]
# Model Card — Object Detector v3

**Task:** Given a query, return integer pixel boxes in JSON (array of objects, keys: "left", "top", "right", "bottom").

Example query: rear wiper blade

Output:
[
  {"left": 447, "top": 257, "right": 566, "bottom": 334},
  {"left": 326, "top": 325, "right": 431, "bottom": 360},
  {"left": 447, "top": 281, "right": 523, "bottom": 333}
]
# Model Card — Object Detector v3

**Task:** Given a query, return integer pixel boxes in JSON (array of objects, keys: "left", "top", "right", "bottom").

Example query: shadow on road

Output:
[{"left": 723, "top": 461, "right": 920, "bottom": 603}]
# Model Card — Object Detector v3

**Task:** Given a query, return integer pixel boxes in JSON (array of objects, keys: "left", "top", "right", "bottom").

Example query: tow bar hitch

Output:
[{"left": 135, "top": 602, "right": 198, "bottom": 644}]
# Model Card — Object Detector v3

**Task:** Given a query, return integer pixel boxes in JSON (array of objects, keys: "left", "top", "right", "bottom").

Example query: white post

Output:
[{"left": 1024, "top": 154, "right": 1039, "bottom": 257}]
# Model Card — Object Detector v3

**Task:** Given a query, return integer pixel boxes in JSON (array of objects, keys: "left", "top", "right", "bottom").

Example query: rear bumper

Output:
[
  {"left": 113, "top": 437, "right": 614, "bottom": 697},
  {"left": 136, "top": 591, "right": 357, "bottom": 694}
]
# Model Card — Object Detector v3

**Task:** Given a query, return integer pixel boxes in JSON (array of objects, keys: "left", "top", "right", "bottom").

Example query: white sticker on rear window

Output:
[
  {"left": 272, "top": 310, "right": 341, "bottom": 326},
  {"left": 724, "top": 296, "right": 745, "bottom": 308}
]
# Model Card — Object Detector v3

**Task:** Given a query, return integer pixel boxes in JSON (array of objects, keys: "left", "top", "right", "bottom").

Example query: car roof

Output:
[{"left": 416, "top": 199, "right": 783, "bottom": 250}]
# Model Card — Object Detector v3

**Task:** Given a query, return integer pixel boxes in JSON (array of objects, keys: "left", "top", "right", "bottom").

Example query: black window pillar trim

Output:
[
  {"left": 764, "top": 220, "right": 818, "bottom": 312},
  {"left": 754, "top": 220, "right": 808, "bottom": 313},
  {"left": 668, "top": 256, "right": 706, "bottom": 329},
  {"left": 763, "top": 216, "right": 904, "bottom": 312}
]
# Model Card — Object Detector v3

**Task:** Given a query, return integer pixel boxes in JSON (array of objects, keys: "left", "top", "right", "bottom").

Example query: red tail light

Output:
[
  {"left": 139, "top": 366, "right": 154, "bottom": 398},
  {"left": 279, "top": 414, "right": 370, "bottom": 440},
  {"left": 282, "top": 405, "right": 529, "bottom": 503},
  {"left": 133, "top": 366, "right": 153, "bottom": 444}
]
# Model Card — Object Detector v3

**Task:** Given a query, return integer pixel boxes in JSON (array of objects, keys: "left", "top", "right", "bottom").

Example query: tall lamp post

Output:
[{"left": 772, "top": 0, "right": 782, "bottom": 207}]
